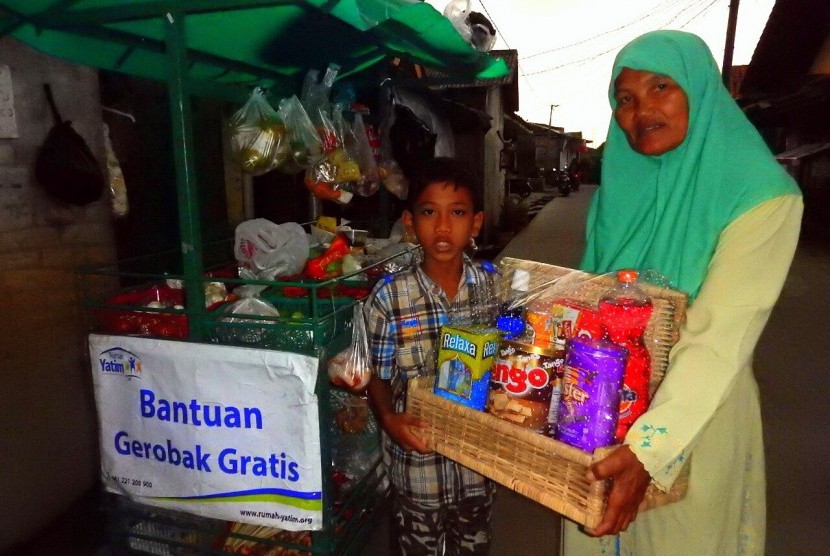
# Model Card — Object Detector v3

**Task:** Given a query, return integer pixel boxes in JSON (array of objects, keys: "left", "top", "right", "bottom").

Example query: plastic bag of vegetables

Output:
[
  {"left": 328, "top": 302, "right": 372, "bottom": 392},
  {"left": 229, "top": 87, "right": 289, "bottom": 175},
  {"left": 277, "top": 95, "right": 324, "bottom": 174}
]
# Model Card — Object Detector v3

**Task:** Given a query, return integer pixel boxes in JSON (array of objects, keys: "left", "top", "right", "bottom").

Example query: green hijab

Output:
[{"left": 580, "top": 31, "right": 800, "bottom": 299}]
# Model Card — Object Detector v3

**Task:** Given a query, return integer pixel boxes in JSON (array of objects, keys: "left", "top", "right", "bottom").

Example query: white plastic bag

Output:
[{"left": 234, "top": 219, "right": 310, "bottom": 280}]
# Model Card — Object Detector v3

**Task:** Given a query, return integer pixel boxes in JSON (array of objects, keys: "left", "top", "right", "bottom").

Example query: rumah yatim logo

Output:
[{"left": 99, "top": 347, "right": 142, "bottom": 380}]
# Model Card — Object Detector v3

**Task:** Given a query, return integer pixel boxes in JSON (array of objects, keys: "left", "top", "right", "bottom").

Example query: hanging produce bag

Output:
[
  {"left": 328, "top": 302, "right": 372, "bottom": 391},
  {"left": 377, "top": 88, "right": 409, "bottom": 200},
  {"left": 102, "top": 123, "right": 128, "bottom": 217},
  {"left": 229, "top": 87, "right": 289, "bottom": 175},
  {"left": 300, "top": 63, "right": 339, "bottom": 144},
  {"left": 331, "top": 106, "right": 362, "bottom": 183},
  {"left": 35, "top": 84, "right": 106, "bottom": 206},
  {"left": 352, "top": 113, "right": 380, "bottom": 197},
  {"left": 277, "top": 95, "right": 324, "bottom": 174},
  {"left": 303, "top": 107, "right": 356, "bottom": 205}
]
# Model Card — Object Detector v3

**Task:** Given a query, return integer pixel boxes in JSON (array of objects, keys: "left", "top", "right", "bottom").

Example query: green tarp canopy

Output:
[
  {"left": 1, "top": 1, "right": 510, "bottom": 335},
  {"left": 0, "top": 0, "right": 509, "bottom": 100}
]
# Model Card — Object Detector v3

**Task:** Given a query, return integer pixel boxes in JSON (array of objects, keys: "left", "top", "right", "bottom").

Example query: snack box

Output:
[{"left": 433, "top": 325, "right": 500, "bottom": 410}]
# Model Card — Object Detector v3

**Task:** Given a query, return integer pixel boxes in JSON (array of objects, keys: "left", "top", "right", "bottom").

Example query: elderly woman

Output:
[{"left": 567, "top": 31, "right": 803, "bottom": 555}]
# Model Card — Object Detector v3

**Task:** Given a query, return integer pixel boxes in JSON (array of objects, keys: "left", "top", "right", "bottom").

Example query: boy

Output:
[{"left": 363, "top": 157, "right": 495, "bottom": 555}]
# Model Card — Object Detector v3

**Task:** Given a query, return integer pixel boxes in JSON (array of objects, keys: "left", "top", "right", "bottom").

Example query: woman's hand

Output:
[
  {"left": 381, "top": 412, "right": 431, "bottom": 454},
  {"left": 585, "top": 445, "right": 651, "bottom": 537}
]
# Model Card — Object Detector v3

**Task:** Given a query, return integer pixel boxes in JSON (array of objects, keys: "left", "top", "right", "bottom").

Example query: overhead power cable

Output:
[
  {"left": 664, "top": 0, "right": 715, "bottom": 26},
  {"left": 678, "top": 0, "right": 723, "bottom": 29},
  {"left": 477, "top": 0, "right": 510, "bottom": 50},
  {"left": 520, "top": 0, "right": 721, "bottom": 78},
  {"left": 520, "top": 0, "right": 686, "bottom": 60}
]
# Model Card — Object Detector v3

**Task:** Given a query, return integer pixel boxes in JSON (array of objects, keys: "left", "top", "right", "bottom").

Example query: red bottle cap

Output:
[{"left": 617, "top": 269, "right": 639, "bottom": 283}]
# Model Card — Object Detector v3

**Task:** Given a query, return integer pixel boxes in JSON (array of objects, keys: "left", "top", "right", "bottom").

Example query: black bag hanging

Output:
[{"left": 35, "top": 83, "right": 105, "bottom": 205}]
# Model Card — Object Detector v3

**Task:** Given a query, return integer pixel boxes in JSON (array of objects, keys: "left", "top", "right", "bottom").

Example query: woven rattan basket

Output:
[{"left": 406, "top": 258, "right": 690, "bottom": 529}]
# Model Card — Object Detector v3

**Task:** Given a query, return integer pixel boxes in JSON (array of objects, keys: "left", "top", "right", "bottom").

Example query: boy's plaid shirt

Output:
[{"left": 363, "top": 255, "right": 494, "bottom": 506}]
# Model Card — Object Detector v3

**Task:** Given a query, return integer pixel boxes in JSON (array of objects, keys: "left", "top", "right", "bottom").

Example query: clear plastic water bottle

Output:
[{"left": 598, "top": 269, "right": 653, "bottom": 442}]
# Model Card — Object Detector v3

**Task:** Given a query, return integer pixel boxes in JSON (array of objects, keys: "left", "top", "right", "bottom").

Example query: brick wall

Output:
[{"left": 0, "top": 38, "right": 116, "bottom": 548}]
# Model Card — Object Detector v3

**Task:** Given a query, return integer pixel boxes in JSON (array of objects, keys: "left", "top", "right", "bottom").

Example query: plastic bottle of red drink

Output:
[{"left": 598, "top": 269, "right": 653, "bottom": 442}]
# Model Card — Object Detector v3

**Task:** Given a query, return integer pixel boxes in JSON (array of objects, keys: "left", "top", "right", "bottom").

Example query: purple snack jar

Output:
[{"left": 554, "top": 336, "right": 628, "bottom": 452}]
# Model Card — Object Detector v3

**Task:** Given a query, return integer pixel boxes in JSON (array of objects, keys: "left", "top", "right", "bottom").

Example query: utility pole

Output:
[
  {"left": 548, "top": 104, "right": 559, "bottom": 127},
  {"left": 722, "top": 0, "right": 740, "bottom": 89},
  {"left": 548, "top": 104, "right": 559, "bottom": 171}
]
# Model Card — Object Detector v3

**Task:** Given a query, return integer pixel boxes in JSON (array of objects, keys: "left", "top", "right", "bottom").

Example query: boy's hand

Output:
[
  {"left": 584, "top": 445, "right": 651, "bottom": 537},
  {"left": 381, "top": 412, "right": 431, "bottom": 454},
  {"left": 365, "top": 375, "right": 431, "bottom": 454}
]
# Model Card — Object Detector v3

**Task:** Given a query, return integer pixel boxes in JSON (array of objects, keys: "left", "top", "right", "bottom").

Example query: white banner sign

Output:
[{"left": 89, "top": 334, "right": 323, "bottom": 530}]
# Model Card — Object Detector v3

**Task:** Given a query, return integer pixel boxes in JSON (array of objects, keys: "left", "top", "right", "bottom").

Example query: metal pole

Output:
[
  {"left": 548, "top": 103, "right": 559, "bottom": 127},
  {"left": 722, "top": 0, "right": 741, "bottom": 89},
  {"left": 166, "top": 9, "right": 206, "bottom": 340}
]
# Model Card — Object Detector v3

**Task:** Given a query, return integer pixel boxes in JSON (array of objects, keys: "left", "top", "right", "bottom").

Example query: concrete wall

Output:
[
  {"left": 482, "top": 85, "right": 505, "bottom": 244},
  {"left": 0, "top": 38, "right": 116, "bottom": 548}
]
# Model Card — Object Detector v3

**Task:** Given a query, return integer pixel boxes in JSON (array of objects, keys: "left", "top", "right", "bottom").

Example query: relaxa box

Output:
[{"left": 434, "top": 325, "right": 500, "bottom": 410}]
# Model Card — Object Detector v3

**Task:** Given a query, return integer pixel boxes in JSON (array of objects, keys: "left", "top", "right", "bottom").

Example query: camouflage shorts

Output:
[{"left": 390, "top": 489, "right": 495, "bottom": 556}]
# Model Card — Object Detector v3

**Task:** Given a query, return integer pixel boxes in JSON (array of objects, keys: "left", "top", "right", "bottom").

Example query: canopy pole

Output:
[
  {"left": 722, "top": 0, "right": 740, "bottom": 88},
  {"left": 166, "top": 8, "right": 206, "bottom": 340}
]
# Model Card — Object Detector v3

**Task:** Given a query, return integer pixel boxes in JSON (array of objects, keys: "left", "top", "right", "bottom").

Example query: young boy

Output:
[{"left": 363, "top": 157, "right": 495, "bottom": 555}]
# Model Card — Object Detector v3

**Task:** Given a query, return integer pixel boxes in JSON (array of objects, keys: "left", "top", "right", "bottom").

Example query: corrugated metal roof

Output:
[{"left": 425, "top": 49, "right": 517, "bottom": 89}]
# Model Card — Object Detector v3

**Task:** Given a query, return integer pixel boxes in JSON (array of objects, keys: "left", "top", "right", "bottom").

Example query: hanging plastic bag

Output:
[
  {"left": 102, "top": 123, "right": 129, "bottom": 217},
  {"left": 352, "top": 113, "right": 380, "bottom": 197},
  {"left": 376, "top": 86, "right": 409, "bottom": 200},
  {"left": 277, "top": 95, "right": 324, "bottom": 174},
  {"left": 304, "top": 162, "right": 354, "bottom": 204},
  {"left": 301, "top": 63, "right": 340, "bottom": 146},
  {"left": 379, "top": 157, "right": 408, "bottom": 200},
  {"left": 234, "top": 219, "right": 309, "bottom": 280},
  {"left": 443, "top": 0, "right": 496, "bottom": 52},
  {"left": 328, "top": 302, "right": 372, "bottom": 391},
  {"left": 302, "top": 106, "right": 356, "bottom": 204},
  {"left": 331, "top": 106, "right": 362, "bottom": 183},
  {"left": 35, "top": 84, "right": 106, "bottom": 206},
  {"left": 229, "top": 87, "right": 289, "bottom": 175}
]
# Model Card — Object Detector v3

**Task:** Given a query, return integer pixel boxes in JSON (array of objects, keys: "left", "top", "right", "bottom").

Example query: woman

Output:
[{"left": 566, "top": 31, "right": 803, "bottom": 555}]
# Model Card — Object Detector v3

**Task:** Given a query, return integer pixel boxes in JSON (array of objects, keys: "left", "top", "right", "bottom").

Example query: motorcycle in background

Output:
[
  {"left": 567, "top": 165, "right": 581, "bottom": 191},
  {"left": 540, "top": 168, "right": 570, "bottom": 197}
]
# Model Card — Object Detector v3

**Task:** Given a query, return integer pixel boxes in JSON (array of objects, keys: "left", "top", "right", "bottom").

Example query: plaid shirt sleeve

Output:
[{"left": 364, "top": 278, "right": 397, "bottom": 380}]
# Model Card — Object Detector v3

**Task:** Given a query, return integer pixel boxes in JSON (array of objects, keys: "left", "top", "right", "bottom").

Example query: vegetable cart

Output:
[{"left": 2, "top": 1, "right": 509, "bottom": 554}]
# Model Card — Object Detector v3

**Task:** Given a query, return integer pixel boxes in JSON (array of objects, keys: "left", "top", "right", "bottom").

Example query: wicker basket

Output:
[{"left": 406, "top": 258, "right": 690, "bottom": 529}]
